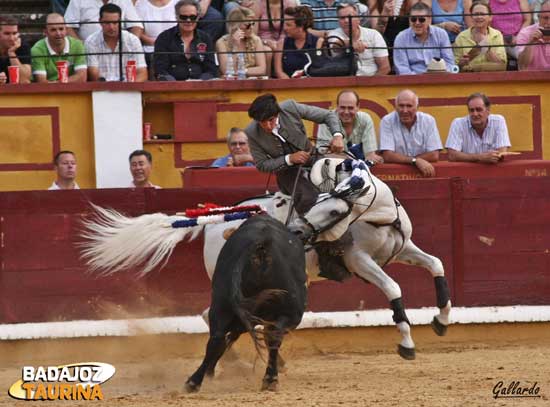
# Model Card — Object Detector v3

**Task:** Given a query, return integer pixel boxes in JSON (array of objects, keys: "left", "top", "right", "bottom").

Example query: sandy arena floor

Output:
[{"left": 0, "top": 323, "right": 549, "bottom": 407}]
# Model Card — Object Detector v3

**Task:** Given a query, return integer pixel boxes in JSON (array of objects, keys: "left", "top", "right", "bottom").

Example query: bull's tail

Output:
[
  {"left": 228, "top": 242, "right": 287, "bottom": 357},
  {"left": 79, "top": 204, "right": 204, "bottom": 277}
]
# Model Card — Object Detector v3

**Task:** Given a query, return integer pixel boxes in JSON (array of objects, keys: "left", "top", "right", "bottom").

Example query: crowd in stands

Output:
[{"left": 0, "top": 0, "right": 548, "bottom": 84}]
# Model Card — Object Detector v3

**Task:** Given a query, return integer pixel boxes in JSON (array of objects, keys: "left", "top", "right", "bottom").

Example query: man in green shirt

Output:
[
  {"left": 317, "top": 89, "right": 383, "bottom": 163},
  {"left": 31, "top": 13, "right": 87, "bottom": 83}
]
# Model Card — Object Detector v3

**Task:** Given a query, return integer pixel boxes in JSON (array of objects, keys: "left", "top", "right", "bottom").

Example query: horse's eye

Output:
[{"left": 330, "top": 210, "right": 339, "bottom": 216}]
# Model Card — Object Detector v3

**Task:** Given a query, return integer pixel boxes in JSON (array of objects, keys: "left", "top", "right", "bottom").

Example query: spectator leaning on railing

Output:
[
  {"left": 453, "top": 1, "right": 507, "bottom": 72},
  {"left": 49, "top": 150, "right": 79, "bottom": 190},
  {"left": 517, "top": 0, "right": 550, "bottom": 70},
  {"left": 393, "top": 2, "right": 456, "bottom": 74},
  {"left": 445, "top": 93, "right": 511, "bottom": 163},
  {"left": 31, "top": 13, "right": 88, "bottom": 83},
  {"left": 85, "top": 3, "right": 148, "bottom": 81},
  {"left": 154, "top": 0, "right": 218, "bottom": 80},
  {"left": 211, "top": 127, "right": 255, "bottom": 167},
  {"left": 379, "top": 89, "right": 443, "bottom": 178},
  {"left": 329, "top": 1, "right": 391, "bottom": 76},
  {"left": 0, "top": 16, "right": 31, "bottom": 84},
  {"left": 65, "top": 0, "right": 144, "bottom": 41}
]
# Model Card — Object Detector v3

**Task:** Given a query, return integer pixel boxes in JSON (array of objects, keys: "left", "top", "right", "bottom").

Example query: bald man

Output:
[
  {"left": 379, "top": 89, "right": 443, "bottom": 177},
  {"left": 31, "top": 13, "right": 87, "bottom": 82}
]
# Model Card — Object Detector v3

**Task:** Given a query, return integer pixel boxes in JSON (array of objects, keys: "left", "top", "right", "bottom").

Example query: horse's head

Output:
[{"left": 289, "top": 160, "right": 372, "bottom": 243}]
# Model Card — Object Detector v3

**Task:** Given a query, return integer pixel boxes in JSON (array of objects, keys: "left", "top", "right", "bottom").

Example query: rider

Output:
[
  {"left": 245, "top": 93, "right": 352, "bottom": 281},
  {"left": 245, "top": 93, "right": 344, "bottom": 214}
]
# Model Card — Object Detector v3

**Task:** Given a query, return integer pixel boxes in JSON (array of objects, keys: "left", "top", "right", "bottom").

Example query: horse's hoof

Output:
[
  {"left": 261, "top": 377, "right": 279, "bottom": 392},
  {"left": 184, "top": 380, "right": 200, "bottom": 393},
  {"left": 397, "top": 344, "right": 416, "bottom": 360},
  {"left": 431, "top": 316, "right": 448, "bottom": 336}
]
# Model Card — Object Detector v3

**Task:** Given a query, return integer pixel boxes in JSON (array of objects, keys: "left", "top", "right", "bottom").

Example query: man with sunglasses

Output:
[
  {"left": 211, "top": 127, "right": 255, "bottom": 167},
  {"left": 393, "top": 2, "right": 456, "bottom": 75},
  {"left": 445, "top": 93, "right": 511, "bottom": 163},
  {"left": 154, "top": 0, "right": 218, "bottom": 80}
]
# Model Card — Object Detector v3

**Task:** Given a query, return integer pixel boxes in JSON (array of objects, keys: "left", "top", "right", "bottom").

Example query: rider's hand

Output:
[
  {"left": 329, "top": 135, "right": 345, "bottom": 153},
  {"left": 289, "top": 151, "right": 310, "bottom": 165},
  {"left": 415, "top": 157, "right": 436, "bottom": 177}
]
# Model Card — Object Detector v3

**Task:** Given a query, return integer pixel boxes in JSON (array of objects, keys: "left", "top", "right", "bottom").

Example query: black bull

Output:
[{"left": 185, "top": 215, "right": 307, "bottom": 392}]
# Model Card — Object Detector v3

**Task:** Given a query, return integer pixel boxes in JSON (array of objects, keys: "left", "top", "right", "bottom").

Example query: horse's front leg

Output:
[
  {"left": 344, "top": 247, "right": 415, "bottom": 360},
  {"left": 394, "top": 240, "right": 451, "bottom": 336}
]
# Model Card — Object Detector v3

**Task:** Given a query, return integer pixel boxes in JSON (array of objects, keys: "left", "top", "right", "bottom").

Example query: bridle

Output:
[{"left": 297, "top": 191, "right": 354, "bottom": 245}]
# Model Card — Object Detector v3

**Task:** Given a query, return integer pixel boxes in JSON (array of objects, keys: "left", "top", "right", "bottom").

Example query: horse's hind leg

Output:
[
  {"left": 394, "top": 240, "right": 451, "bottom": 336},
  {"left": 344, "top": 249, "right": 415, "bottom": 360}
]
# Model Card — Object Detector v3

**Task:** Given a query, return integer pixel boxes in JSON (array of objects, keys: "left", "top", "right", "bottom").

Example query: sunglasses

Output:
[
  {"left": 179, "top": 14, "right": 198, "bottom": 22},
  {"left": 410, "top": 16, "right": 427, "bottom": 23},
  {"left": 243, "top": 22, "right": 255, "bottom": 29},
  {"left": 230, "top": 141, "right": 247, "bottom": 147}
]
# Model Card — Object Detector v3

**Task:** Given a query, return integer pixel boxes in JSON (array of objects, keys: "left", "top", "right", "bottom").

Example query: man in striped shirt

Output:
[{"left": 445, "top": 93, "right": 511, "bottom": 163}]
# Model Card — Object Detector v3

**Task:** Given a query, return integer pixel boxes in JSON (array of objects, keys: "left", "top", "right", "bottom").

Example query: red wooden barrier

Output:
[{"left": 1, "top": 177, "right": 549, "bottom": 324}]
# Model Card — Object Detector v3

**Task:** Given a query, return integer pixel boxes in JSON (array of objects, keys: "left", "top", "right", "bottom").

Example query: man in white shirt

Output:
[
  {"left": 446, "top": 93, "right": 511, "bottom": 163},
  {"left": 65, "top": 0, "right": 144, "bottom": 41},
  {"left": 49, "top": 150, "right": 80, "bottom": 190},
  {"left": 85, "top": 3, "right": 147, "bottom": 81},
  {"left": 329, "top": 2, "right": 390, "bottom": 76},
  {"left": 379, "top": 89, "right": 443, "bottom": 177}
]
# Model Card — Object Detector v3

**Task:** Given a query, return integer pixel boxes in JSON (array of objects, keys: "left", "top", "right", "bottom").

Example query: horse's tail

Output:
[{"left": 79, "top": 204, "right": 204, "bottom": 277}]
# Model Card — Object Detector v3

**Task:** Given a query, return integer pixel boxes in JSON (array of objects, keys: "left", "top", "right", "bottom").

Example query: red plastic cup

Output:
[
  {"left": 56, "top": 60, "right": 69, "bottom": 83},
  {"left": 143, "top": 122, "right": 152, "bottom": 141},
  {"left": 126, "top": 60, "right": 137, "bottom": 82},
  {"left": 8, "top": 65, "right": 19, "bottom": 84}
]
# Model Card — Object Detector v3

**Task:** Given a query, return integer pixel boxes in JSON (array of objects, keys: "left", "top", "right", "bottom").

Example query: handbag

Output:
[{"left": 304, "top": 35, "right": 357, "bottom": 77}]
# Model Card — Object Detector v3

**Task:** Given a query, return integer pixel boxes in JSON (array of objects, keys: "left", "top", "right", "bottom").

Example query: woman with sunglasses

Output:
[
  {"left": 216, "top": 6, "right": 267, "bottom": 77},
  {"left": 453, "top": 1, "right": 507, "bottom": 71},
  {"left": 153, "top": 0, "right": 218, "bottom": 80},
  {"left": 274, "top": 6, "right": 323, "bottom": 78}
]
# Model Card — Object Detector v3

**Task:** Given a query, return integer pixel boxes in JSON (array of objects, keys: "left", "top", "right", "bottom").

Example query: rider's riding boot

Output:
[{"left": 315, "top": 231, "right": 354, "bottom": 282}]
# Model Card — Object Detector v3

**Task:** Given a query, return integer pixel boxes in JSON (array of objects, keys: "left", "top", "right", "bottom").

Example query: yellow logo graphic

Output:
[{"left": 8, "top": 362, "right": 116, "bottom": 401}]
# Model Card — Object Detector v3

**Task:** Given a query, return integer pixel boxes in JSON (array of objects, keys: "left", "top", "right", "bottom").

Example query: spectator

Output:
[
  {"left": 0, "top": 16, "right": 31, "bottom": 84},
  {"left": 245, "top": 93, "right": 344, "bottom": 214},
  {"left": 196, "top": 0, "right": 226, "bottom": 43},
  {"left": 154, "top": 0, "right": 218, "bottom": 80},
  {"left": 329, "top": 2, "right": 390, "bottom": 76},
  {"left": 446, "top": 93, "right": 511, "bottom": 163},
  {"left": 49, "top": 150, "right": 79, "bottom": 190},
  {"left": 432, "top": 0, "right": 473, "bottom": 43},
  {"left": 216, "top": 7, "right": 267, "bottom": 78},
  {"left": 135, "top": 0, "right": 177, "bottom": 55},
  {"left": 531, "top": 0, "right": 546, "bottom": 23},
  {"left": 301, "top": 0, "right": 369, "bottom": 37},
  {"left": 517, "top": 0, "right": 550, "bottom": 70},
  {"left": 370, "top": 0, "right": 426, "bottom": 65},
  {"left": 489, "top": 0, "right": 531, "bottom": 59},
  {"left": 258, "top": 0, "right": 297, "bottom": 50},
  {"left": 454, "top": 2, "right": 507, "bottom": 71},
  {"left": 129, "top": 149, "right": 161, "bottom": 188},
  {"left": 379, "top": 89, "right": 443, "bottom": 177},
  {"left": 393, "top": 2, "right": 456, "bottom": 74},
  {"left": 317, "top": 89, "right": 384, "bottom": 163},
  {"left": 65, "top": 0, "right": 144, "bottom": 41},
  {"left": 211, "top": 127, "right": 255, "bottom": 166},
  {"left": 31, "top": 14, "right": 88, "bottom": 83},
  {"left": 85, "top": 4, "right": 148, "bottom": 81},
  {"left": 274, "top": 6, "right": 322, "bottom": 78}
]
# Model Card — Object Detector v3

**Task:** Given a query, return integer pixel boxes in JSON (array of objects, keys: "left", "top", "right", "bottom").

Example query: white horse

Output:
[{"left": 80, "top": 159, "right": 451, "bottom": 360}]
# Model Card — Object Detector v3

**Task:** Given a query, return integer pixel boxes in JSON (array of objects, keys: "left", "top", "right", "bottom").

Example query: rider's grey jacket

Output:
[{"left": 245, "top": 99, "right": 343, "bottom": 173}]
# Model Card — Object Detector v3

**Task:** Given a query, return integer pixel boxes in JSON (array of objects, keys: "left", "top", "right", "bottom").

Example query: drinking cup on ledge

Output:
[
  {"left": 143, "top": 122, "right": 152, "bottom": 141},
  {"left": 8, "top": 65, "right": 19, "bottom": 84},
  {"left": 56, "top": 60, "right": 69, "bottom": 83},
  {"left": 126, "top": 60, "right": 137, "bottom": 82}
]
